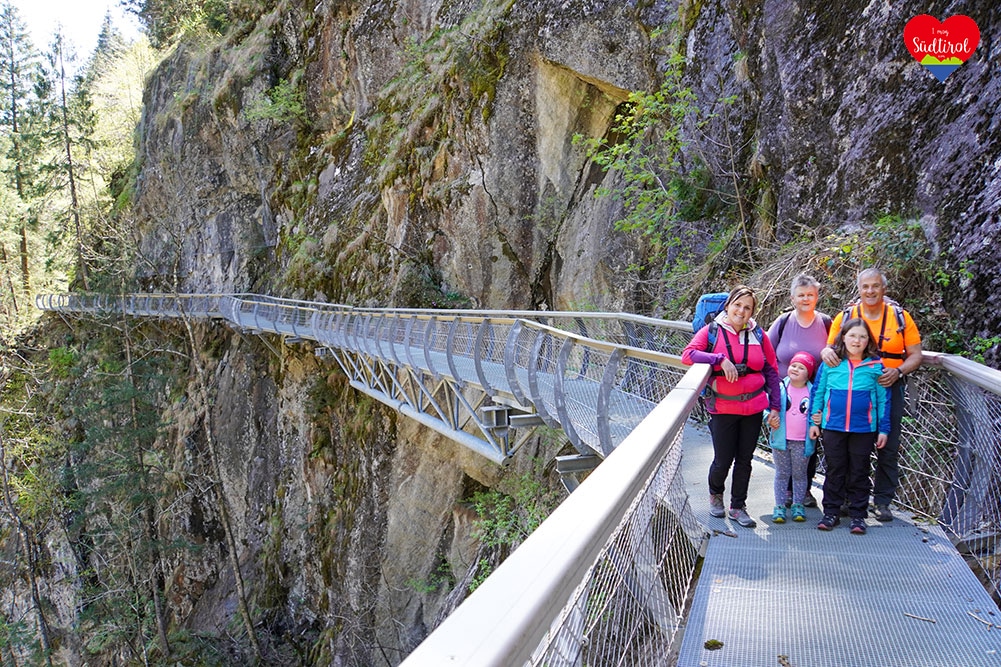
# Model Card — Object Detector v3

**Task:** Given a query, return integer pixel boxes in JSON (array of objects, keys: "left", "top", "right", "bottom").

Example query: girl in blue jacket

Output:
[{"left": 809, "top": 319, "right": 890, "bottom": 535}]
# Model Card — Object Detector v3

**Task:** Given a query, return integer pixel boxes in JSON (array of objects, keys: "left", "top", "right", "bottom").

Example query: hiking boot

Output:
[
  {"left": 803, "top": 492, "right": 818, "bottom": 508},
  {"left": 772, "top": 505, "right": 787, "bottom": 524},
  {"left": 873, "top": 504, "right": 893, "bottom": 522},
  {"left": 709, "top": 493, "right": 725, "bottom": 518},
  {"left": 790, "top": 503, "right": 806, "bottom": 522},
  {"left": 728, "top": 507, "right": 757, "bottom": 528},
  {"left": 850, "top": 518, "right": 867, "bottom": 535},
  {"left": 817, "top": 514, "right": 840, "bottom": 531}
]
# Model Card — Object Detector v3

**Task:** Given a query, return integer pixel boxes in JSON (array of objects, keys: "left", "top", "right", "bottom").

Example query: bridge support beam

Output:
[{"left": 555, "top": 454, "right": 601, "bottom": 492}]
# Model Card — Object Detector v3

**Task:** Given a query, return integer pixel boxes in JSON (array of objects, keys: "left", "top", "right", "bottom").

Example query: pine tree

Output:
[
  {"left": 64, "top": 322, "right": 177, "bottom": 661},
  {"left": 121, "top": 0, "right": 207, "bottom": 48},
  {"left": 81, "top": 12, "right": 128, "bottom": 89},
  {"left": 44, "top": 29, "right": 97, "bottom": 289},
  {"left": 0, "top": 2, "right": 45, "bottom": 298}
]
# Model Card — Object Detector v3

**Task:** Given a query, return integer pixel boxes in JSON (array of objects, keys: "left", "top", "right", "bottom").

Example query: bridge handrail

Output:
[
  {"left": 399, "top": 364, "right": 710, "bottom": 666},
  {"left": 34, "top": 292, "right": 691, "bottom": 346},
  {"left": 921, "top": 350, "right": 1001, "bottom": 393},
  {"left": 35, "top": 292, "right": 695, "bottom": 462}
]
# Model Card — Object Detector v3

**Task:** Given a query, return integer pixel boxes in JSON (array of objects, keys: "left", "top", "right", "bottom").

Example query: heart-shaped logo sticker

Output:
[{"left": 904, "top": 15, "right": 980, "bottom": 82}]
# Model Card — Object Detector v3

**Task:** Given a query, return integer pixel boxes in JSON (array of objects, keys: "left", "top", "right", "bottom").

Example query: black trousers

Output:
[
  {"left": 821, "top": 429, "right": 877, "bottom": 519},
  {"left": 708, "top": 412, "right": 764, "bottom": 509},
  {"left": 872, "top": 381, "right": 905, "bottom": 506}
]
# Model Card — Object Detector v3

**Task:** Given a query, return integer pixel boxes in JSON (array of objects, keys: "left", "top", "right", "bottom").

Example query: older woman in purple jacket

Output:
[{"left": 767, "top": 273, "right": 832, "bottom": 507}]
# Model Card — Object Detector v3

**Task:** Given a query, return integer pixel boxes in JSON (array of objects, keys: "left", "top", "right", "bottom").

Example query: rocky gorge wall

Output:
[{"left": 31, "top": 0, "right": 998, "bottom": 663}]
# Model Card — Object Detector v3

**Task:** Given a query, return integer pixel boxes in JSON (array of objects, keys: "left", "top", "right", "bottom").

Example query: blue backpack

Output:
[{"left": 692, "top": 292, "right": 728, "bottom": 332}]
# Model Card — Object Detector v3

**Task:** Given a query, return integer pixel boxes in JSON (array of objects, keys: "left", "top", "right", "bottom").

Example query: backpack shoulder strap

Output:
[
  {"left": 773, "top": 311, "right": 792, "bottom": 347},
  {"left": 892, "top": 305, "right": 906, "bottom": 334},
  {"left": 879, "top": 297, "right": 907, "bottom": 334},
  {"left": 821, "top": 313, "right": 832, "bottom": 333},
  {"left": 708, "top": 322, "right": 762, "bottom": 350},
  {"left": 706, "top": 321, "right": 719, "bottom": 349}
]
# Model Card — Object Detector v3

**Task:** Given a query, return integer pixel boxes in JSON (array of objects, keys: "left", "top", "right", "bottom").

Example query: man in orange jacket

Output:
[{"left": 820, "top": 268, "right": 923, "bottom": 522}]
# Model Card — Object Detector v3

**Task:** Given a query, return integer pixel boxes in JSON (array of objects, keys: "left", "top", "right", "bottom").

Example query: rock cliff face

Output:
[{"left": 71, "top": 0, "right": 999, "bottom": 663}]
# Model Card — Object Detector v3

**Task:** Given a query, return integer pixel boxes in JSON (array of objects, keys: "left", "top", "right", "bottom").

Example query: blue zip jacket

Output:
[
  {"left": 809, "top": 357, "right": 891, "bottom": 434},
  {"left": 767, "top": 377, "right": 817, "bottom": 456}
]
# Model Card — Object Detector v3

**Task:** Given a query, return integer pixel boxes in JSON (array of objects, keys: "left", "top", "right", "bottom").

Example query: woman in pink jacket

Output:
[{"left": 683, "top": 285, "right": 782, "bottom": 528}]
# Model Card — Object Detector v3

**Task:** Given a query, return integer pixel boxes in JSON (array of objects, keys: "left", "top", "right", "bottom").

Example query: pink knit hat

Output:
[{"left": 789, "top": 351, "right": 817, "bottom": 379}]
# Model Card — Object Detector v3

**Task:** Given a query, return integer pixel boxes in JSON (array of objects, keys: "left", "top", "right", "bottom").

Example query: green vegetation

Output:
[
  {"left": 120, "top": 0, "right": 265, "bottom": 48},
  {"left": 0, "top": 6, "right": 158, "bottom": 342},
  {"left": 786, "top": 212, "right": 960, "bottom": 354},
  {"left": 406, "top": 559, "right": 456, "bottom": 594},
  {"left": 572, "top": 29, "right": 756, "bottom": 313},
  {"left": 366, "top": 0, "right": 514, "bottom": 196},
  {"left": 47, "top": 346, "right": 79, "bottom": 377},
  {"left": 466, "top": 464, "right": 561, "bottom": 591},
  {"left": 244, "top": 76, "right": 307, "bottom": 123},
  {"left": 574, "top": 48, "right": 703, "bottom": 268},
  {"left": 1, "top": 315, "right": 190, "bottom": 664}
]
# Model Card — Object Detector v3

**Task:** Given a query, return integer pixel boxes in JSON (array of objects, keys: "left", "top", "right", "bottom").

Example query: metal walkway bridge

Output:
[{"left": 36, "top": 292, "right": 1001, "bottom": 666}]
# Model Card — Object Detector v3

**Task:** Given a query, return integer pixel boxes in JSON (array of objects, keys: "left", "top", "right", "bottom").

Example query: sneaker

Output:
[
  {"left": 803, "top": 492, "right": 818, "bottom": 508},
  {"left": 772, "top": 505, "right": 786, "bottom": 523},
  {"left": 850, "top": 518, "right": 867, "bottom": 535},
  {"left": 874, "top": 504, "right": 893, "bottom": 522},
  {"left": 709, "top": 493, "right": 725, "bottom": 518},
  {"left": 790, "top": 503, "right": 806, "bottom": 522},
  {"left": 728, "top": 507, "right": 757, "bottom": 528},
  {"left": 839, "top": 503, "right": 850, "bottom": 517},
  {"left": 784, "top": 496, "right": 793, "bottom": 508},
  {"left": 817, "top": 514, "right": 840, "bottom": 531}
]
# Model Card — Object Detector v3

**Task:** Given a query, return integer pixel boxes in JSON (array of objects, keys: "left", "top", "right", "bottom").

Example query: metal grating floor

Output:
[{"left": 677, "top": 423, "right": 1001, "bottom": 667}]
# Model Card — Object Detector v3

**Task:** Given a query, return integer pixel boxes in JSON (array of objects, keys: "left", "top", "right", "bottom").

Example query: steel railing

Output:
[
  {"left": 401, "top": 367, "right": 709, "bottom": 666},
  {"left": 36, "top": 293, "right": 695, "bottom": 465}
]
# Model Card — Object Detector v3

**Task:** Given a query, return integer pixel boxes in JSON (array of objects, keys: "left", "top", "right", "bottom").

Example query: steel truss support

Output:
[{"left": 324, "top": 347, "right": 540, "bottom": 464}]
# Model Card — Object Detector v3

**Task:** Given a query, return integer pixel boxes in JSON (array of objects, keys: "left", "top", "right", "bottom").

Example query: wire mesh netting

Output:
[
  {"left": 900, "top": 361, "right": 1001, "bottom": 602},
  {"left": 897, "top": 366, "right": 959, "bottom": 517},
  {"left": 529, "top": 426, "right": 702, "bottom": 666}
]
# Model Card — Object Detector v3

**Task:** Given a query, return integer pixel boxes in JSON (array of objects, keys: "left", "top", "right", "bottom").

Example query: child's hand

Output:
[
  {"left": 767, "top": 410, "right": 780, "bottom": 430},
  {"left": 811, "top": 412, "right": 821, "bottom": 425},
  {"left": 809, "top": 425, "right": 821, "bottom": 440},
  {"left": 876, "top": 433, "right": 888, "bottom": 449}
]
